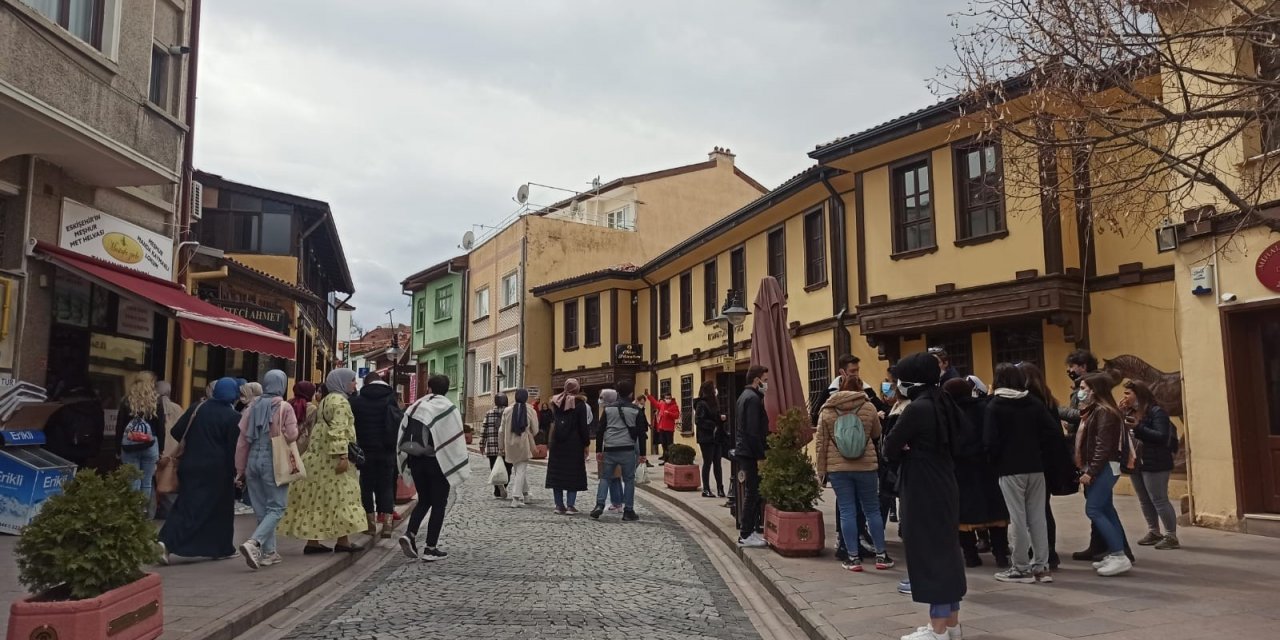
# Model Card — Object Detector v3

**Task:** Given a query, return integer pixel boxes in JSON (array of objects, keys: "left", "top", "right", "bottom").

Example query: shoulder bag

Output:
[{"left": 155, "top": 401, "right": 204, "bottom": 494}]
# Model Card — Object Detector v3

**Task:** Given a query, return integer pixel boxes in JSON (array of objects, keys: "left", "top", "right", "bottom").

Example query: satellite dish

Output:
[
  {"left": 461, "top": 230, "right": 475, "bottom": 250},
  {"left": 515, "top": 183, "right": 530, "bottom": 204}
]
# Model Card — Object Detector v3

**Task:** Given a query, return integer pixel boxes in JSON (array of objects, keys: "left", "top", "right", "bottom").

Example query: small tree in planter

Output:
[
  {"left": 759, "top": 408, "right": 825, "bottom": 557},
  {"left": 9, "top": 466, "right": 164, "bottom": 640},
  {"left": 663, "top": 443, "right": 700, "bottom": 491}
]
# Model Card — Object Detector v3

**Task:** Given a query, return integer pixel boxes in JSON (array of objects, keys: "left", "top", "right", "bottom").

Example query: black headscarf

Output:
[
  {"left": 511, "top": 388, "right": 530, "bottom": 436},
  {"left": 895, "top": 351, "right": 961, "bottom": 451}
]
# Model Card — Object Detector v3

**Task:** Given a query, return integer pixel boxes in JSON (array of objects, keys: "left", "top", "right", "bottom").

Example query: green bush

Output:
[
  {"left": 16, "top": 467, "right": 159, "bottom": 601},
  {"left": 665, "top": 443, "right": 697, "bottom": 466},
  {"left": 759, "top": 408, "right": 821, "bottom": 512}
]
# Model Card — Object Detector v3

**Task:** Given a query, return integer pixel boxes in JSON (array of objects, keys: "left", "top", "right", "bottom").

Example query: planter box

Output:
[
  {"left": 395, "top": 476, "right": 416, "bottom": 504},
  {"left": 763, "top": 505, "right": 825, "bottom": 557},
  {"left": 7, "top": 572, "right": 163, "bottom": 640},
  {"left": 663, "top": 464, "right": 700, "bottom": 491},
  {"left": 532, "top": 444, "right": 548, "bottom": 460}
]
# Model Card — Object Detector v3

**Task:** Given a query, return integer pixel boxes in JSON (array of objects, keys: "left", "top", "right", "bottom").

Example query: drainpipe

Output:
[
  {"left": 518, "top": 218, "right": 528, "bottom": 394},
  {"left": 820, "top": 169, "right": 851, "bottom": 355},
  {"left": 178, "top": 266, "right": 227, "bottom": 407},
  {"left": 640, "top": 274, "right": 658, "bottom": 404},
  {"left": 177, "top": 0, "right": 202, "bottom": 256},
  {"left": 12, "top": 156, "right": 36, "bottom": 380},
  {"left": 448, "top": 259, "right": 467, "bottom": 410}
]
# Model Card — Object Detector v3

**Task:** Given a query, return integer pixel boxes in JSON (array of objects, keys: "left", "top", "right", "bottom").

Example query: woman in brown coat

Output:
[
  {"left": 1075, "top": 372, "right": 1132, "bottom": 577},
  {"left": 816, "top": 377, "right": 891, "bottom": 572}
]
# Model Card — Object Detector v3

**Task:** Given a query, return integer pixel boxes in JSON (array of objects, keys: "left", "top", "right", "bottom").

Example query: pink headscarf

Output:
[{"left": 553, "top": 378, "right": 580, "bottom": 411}]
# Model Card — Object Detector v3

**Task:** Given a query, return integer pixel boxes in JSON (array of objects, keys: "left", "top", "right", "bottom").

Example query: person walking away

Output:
[
  {"left": 590, "top": 380, "right": 648, "bottom": 521},
  {"left": 1016, "top": 362, "right": 1064, "bottom": 569},
  {"left": 234, "top": 381, "right": 264, "bottom": 515},
  {"left": 983, "top": 364, "right": 1057, "bottom": 584},
  {"left": 597, "top": 389, "right": 625, "bottom": 511},
  {"left": 735, "top": 366, "right": 770, "bottom": 548},
  {"left": 234, "top": 370, "right": 298, "bottom": 569},
  {"left": 816, "top": 376, "right": 893, "bottom": 572},
  {"left": 117, "top": 371, "right": 166, "bottom": 517},
  {"left": 647, "top": 391, "right": 680, "bottom": 463},
  {"left": 882, "top": 352, "right": 967, "bottom": 640},
  {"left": 157, "top": 378, "right": 242, "bottom": 563},
  {"left": 289, "top": 381, "right": 318, "bottom": 454},
  {"left": 1075, "top": 372, "right": 1132, "bottom": 576},
  {"left": 350, "top": 372, "right": 402, "bottom": 538},
  {"left": 397, "top": 374, "right": 470, "bottom": 561},
  {"left": 546, "top": 379, "right": 591, "bottom": 515},
  {"left": 499, "top": 389, "right": 540, "bottom": 507},
  {"left": 943, "top": 378, "right": 1010, "bottom": 570},
  {"left": 480, "top": 394, "right": 510, "bottom": 498},
  {"left": 279, "top": 369, "right": 366, "bottom": 554},
  {"left": 43, "top": 382, "right": 105, "bottom": 471},
  {"left": 693, "top": 381, "right": 727, "bottom": 498},
  {"left": 1121, "top": 380, "right": 1180, "bottom": 550}
]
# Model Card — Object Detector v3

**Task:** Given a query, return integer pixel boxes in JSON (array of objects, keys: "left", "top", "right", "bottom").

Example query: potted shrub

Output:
[
  {"left": 662, "top": 443, "right": 701, "bottom": 491},
  {"left": 8, "top": 467, "right": 164, "bottom": 640},
  {"left": 759, "top": 408, "right": 825, "bottom": 557}
]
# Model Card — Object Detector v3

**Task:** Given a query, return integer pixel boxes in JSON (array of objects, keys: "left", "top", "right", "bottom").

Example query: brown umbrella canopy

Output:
[{"left": 749, "top": 277, "right": 811, "bottom": 445}]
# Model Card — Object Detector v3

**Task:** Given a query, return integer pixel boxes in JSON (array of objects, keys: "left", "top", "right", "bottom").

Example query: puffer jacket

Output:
[
  {"left": 815, "top": 391, "right": 882, "bottom": 475},
  {"left": 349, "top": 381, "right": 399, "bottom": 458}
]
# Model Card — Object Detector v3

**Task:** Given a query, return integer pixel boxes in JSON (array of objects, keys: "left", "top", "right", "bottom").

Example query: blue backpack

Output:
[{"left": 833, "top": 409, "right": 867, "bottom": 459}]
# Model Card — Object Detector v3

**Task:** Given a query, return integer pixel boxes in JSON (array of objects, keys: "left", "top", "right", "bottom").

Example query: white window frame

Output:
[
  {"left": 478, "top": 360, "right": 492, "bottom": 394},
  {"left": 474, "top": 287, "right": 490, "bottom": 320},
  {"left": 20, "top": 0, "right": 122, "bottom": 60},
  {"left": 501, "top": 271, "right": 520, "bottom": 307},
  {"left": 498, "top": 352, "right": 519, "bottom": 391},
  {"left": 606, "top": 205, "right": 635, "bottom": 230}
]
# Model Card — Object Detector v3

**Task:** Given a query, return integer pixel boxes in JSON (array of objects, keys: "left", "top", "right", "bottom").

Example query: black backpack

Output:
[{"left": 397, "top": 399, "right": 432, "bottom": 457}]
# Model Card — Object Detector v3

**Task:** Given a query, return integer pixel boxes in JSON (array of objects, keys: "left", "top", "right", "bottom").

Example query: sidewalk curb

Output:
[{"left": 183, "top": 500, "right": 416, "bottom": 640}]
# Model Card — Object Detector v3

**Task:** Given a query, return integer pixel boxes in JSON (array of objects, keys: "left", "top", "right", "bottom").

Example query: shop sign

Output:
[
  {"left": 526, "top": 386, "right": 540, "bottom": 399},
  {"left": 614, "top": 343, "right": 644, "bottom": 365},
  {"left": 59, "top": 200, "right": 173, "bottom": 281},
  {"left": 211, "top": 299, "right": 289, "bottom": 334},
  {"left": 116, "top": 299, "right": 155, "bottom": 339},
  {"left": 1257, "top": 240, "right": 1280, "bottom": 293}
]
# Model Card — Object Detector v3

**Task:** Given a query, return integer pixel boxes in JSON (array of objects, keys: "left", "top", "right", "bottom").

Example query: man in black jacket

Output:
[
  {"left": 350, "top": 372, "right": 402, "bottom": 538},
  {"left": 735, "top": 365, "right": 769, "bottom": 548}
]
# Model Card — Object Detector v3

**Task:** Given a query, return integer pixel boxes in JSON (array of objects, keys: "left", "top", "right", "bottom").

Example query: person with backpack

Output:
[
  {"left": 1120, "top": 380, "right": 1180, "bottom": 550},
  {"left": 590, "top": 380, "right": 649, "bottom": 521},
  {"left": 117, "top": 371, "right": 166, "bottom": 516},
  {"left": 350, "top": 372, "right": 403, "bottom": 538},
  {"left": 597, "top": 389, "right": 625, "bottom": 512},
  {"left": 499, "top": 389, "right": 541, "bottom": 508},
  {"left": 546, "top": 379, "right": 590, "bottom": 515},
  {"left": 397, "top": 374, "right": 469, "bottom": 561},
  {"left": 816, "top": 375, "right": 891, "bottom": 572}
]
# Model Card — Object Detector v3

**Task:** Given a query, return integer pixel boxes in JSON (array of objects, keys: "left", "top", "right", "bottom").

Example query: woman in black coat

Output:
[
  {"left": 943, "top": 378, "right": 1010, "bottom": 569},
  {"left": 882, "top": 352, "right": 967, "bottom": 640},
  {"left": 545, "top": 379, "right": 590, "bottom": 515},
  {"left": 693, "top": 381, "right": 726, "bottom": 498},
  {"left": 1121, "top": 380, "right": 1179, "bottom": 549}
]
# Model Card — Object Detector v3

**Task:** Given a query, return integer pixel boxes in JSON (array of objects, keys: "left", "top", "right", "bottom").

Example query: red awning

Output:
[{"left": 30, "top": 241, "right": 296, "bottom": 360}]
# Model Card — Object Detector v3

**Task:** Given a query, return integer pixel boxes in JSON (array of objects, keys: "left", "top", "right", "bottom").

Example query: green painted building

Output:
[{"left": 402, "top": 255, "right": 468, "bottom": 412}]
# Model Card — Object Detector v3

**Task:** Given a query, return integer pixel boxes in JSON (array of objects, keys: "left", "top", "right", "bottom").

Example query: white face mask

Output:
[
  {"left": 1077, "top": 389, "right": 1089, "bottom": 402},
  {"left": 897, "top": 381, "right": 925, "bottom": 397},
  {"left": 759, "top": 382, "right": 768, "bottom": 393}
]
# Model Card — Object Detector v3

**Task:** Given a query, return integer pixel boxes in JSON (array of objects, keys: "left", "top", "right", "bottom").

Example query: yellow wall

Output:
[
  {"left": 227, "top": 254, "right": 299, "bottom": 284},
  {"left": 554, "top": 295, "right": 615, "bottom": 372}
]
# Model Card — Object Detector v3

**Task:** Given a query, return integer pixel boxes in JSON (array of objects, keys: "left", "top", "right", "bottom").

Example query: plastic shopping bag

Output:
[
  {"left": 488, "top": 456, "right": 509, "bottom": 485},
  {"left": 634, "top": 463, "right": 650, "bottom": 486}
]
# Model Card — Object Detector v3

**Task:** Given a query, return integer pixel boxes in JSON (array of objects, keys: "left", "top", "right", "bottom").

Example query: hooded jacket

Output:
[
  {"left": 350, "top": 381, "right": 399, "bottom": 457},
  {"left": 983, "top": 389, "right": 1060, "bottom": 477},
  {"left": 815, "top": 390, "right": 882, "bottom": 475}
]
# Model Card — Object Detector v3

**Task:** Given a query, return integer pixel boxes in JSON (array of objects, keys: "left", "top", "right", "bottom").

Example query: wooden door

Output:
[
  {"left": 1258, "top": 315, "right": 1280, "bottom": 512},
  {"left": 1230, "top": 309, "right": 1280, "bottom": 513}
]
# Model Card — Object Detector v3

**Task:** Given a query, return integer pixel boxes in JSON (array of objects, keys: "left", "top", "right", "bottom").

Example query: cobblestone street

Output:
[{"left": 280, "top": 455, "right": 761, "bottom": 639}]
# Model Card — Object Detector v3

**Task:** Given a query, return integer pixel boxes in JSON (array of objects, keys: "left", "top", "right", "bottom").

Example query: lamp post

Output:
[
  {"left": 385, "top": 309, "right": 403, "bottom": 403},
  {"left": 715, "top": 289, "right": 749, "bottom": 523}
]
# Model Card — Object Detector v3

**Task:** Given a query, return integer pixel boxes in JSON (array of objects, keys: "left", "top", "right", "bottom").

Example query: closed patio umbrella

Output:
[{"left": 749, "top": 277, "right": 811, "bottom": 446}]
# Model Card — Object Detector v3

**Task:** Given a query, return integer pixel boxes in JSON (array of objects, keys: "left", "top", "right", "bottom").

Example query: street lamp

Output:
[
  {"left": 387, "top": 332, "right": 403, "bottom": 401},
  {"left": 715, "top": 289, "right": 749, "bottom": 523}
]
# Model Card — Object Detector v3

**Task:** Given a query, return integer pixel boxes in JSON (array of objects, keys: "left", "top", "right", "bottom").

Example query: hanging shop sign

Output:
[
  {"left": 59, "top": 200, "right": 173, "bottom": 281},
  {"left": 1257, "top": 240, "right": 1280, "bottom": 293},
  {"left": 210, "top": 299, "right": 289, "bottom": 334},
  {"left": 116, "top": 298, "right": 155, "bottom": 339}
]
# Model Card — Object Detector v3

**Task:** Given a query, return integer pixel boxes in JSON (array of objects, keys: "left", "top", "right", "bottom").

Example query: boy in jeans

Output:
[{"left": 590, "top": 380, "right": 649, "bottom": 521}]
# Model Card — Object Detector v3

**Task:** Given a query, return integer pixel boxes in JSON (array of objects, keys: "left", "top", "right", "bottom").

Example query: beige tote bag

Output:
[{"left": 271, "top": 404, "right": 307, "bottom": 486}]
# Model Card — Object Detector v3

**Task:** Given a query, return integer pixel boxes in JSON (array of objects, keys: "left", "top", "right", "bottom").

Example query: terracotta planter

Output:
[
  {"left": 7, "top": 572, "right": 163, "bottom": 640},
  {"left": 663, "top": 464, "right": 700, "bottom": 491},
  {"left": 532, "top": 444, "right": 548, "bottom": 460},
  {"left": 395, "top": 476, "right": 416, "bottom": 504},
  {"left": 763, "top": 505, "right": 825, "bottom": 557}
]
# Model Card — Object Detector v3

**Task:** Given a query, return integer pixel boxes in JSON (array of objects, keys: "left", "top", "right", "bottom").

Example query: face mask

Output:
[
  {"left": 1067, "top": 370, "right": 1081, "bottom": 382},
  {"left": 759, "top": 382, "right": 768, "bottom": 393},
  {"left": 897, "top": 382, "right": 919, "bottom": 397},
  {"left": 881, "top": 382, "right": 893, "bottom": 397},
  {"left": 1077, "top": 389, "right": 1089, "bottom": 402}
]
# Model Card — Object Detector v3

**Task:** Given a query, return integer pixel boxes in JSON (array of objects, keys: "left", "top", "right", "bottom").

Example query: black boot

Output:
[
  {"left": 1072, "top": 525, "right": 1106, "bottom": 561},
  {"left": 975, "top": 528, "right": 992, "bottom": 554},
  {"left": 959, "top": 531, "right": 982, "bottom": 568},
  {"left": 989, "top": 526, "right": 1011, "bottom": 569}
]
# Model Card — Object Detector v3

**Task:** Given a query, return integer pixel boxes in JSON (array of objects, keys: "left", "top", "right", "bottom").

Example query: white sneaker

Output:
[
  {"left": 510, "top": 498, "right": 524, "bottom": 508},
  {"left": 238, "top": 539, "right": 262, "bottom": 570},
  {"left": 259, "top": 552, "right": 282, "bottom": 567},
  {"left": 156, "top": 541, "right": 169, "bottom": 566},
  {"left": 902, "top": 627, "right": 952, "bottom": 640},
  {"left": 737, "top": 533, "right": 767, "bottom": 548},
  {"left": 234, "top": 503, "right": 254, "bottom": 516},
  {"left": 1096, "top": 554, "right": 1132, "bottom": 577}
]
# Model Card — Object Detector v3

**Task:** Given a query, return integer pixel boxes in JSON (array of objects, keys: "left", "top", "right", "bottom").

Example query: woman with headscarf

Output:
[
  {"left": 498, "top": 388, "right": 540, "bottom": 508},
  {"left": 480, "top": 394, "right": 510, "bottom": 498},
  {"left": 279, "top": 368, "right": 367, "bottom": 553},
  {"left": 233, "top": 370, "right": 299, "bottom": 570},
  {"left": 157, "top": 377, "right": 243, "bottom": 563},
  {"left": 598, "top": 389, "right": 624, "bottom": 511},
  {"left": 545, "top": 379, "right": 590, "bottom": 515},
  {"left": 289, "top": 381, "right": 318, "bottom": 453},
  {"left": 882, "top": 352, "right": 968, "bottom": 640}
]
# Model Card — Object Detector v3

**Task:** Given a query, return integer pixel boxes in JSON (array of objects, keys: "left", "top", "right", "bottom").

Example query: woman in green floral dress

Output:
[{"left": 280, "top": 368, "right": 367, "bottom": 553}]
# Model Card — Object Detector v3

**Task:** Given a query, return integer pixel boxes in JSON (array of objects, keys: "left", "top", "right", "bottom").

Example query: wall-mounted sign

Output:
[
  {"left": 59, "top": 200, "right": 173, "bottom": 281},
  {"left": 1257, "top": 240, "right": 1280, "bottom": 293},
  {"left": 210, "top": 299, "right": 289, "bottom": 334},
  {"left": 1190, "top": 265, "right": 1214, "bottom": 296},
  {"left": 116, "top": 298, "right": 155, "bottom": 339},
  {"left": 614, "top": 343, "right": 644, "bottom": 365}
]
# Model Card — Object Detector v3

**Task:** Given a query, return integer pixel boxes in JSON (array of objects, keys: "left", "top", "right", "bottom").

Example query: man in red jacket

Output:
[{"left": 647, "top": 391, "right": 680, "bottom": 464}]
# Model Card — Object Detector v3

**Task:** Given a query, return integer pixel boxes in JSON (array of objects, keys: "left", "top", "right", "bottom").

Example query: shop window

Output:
[
  {"left": 435, "top": 285, "right": 452, "bottom": 321},
  {"left": 474, "top": 287, "right": 489, "bottom": 320},
  {"left": 679, "top": 271, "right": 692, "bottom": 331},
  {"left": 730, "top": 247, "right": 746, "bottom": 297},
  {"left": 767, "top": 228, "right": 786, "bottom": 294},
  {"left": 658, "top": 281, "right": 671, "bottom": 337},
  {"left": 807, "top": 348, "right": 830, "bottom": 409},
  {"left": 927, "top": 332, "right": 973, "bottom": 377},
  {"left": 804, "top": 209, "right": 826, "bottom": 287},
  {"left": 499, "top": 353, "right": 519, "bottom": 390},
  {"left": 584, "top": 295, "right": 601, "bottom": 346},
  {"left": 955, "top": 141, "right": 1004, "bottom": 240},
  {"left": 444, "top": 354, "right": 459, "bottom": 390},
  {"left": 991, "top": 324, "right": 1044, "bottom": 370},
  {"left": 564, "top": 300, "right": 578, "bottom": 349},
  {"left": 478, "top": 361, "right": 492, "bottom": 394},
  {"left": 892, "top": 159, "right": 936, "bottom": 254},
  {"left": 703, "top": 260, "right": 718, "bottom": 321},
  {"left": 680, "top": 374, "right": 694, "bottom": 431}
]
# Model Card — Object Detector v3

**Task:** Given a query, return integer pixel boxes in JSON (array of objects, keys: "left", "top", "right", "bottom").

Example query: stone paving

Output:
[{"left": 281, "top": 454, "right": 761, "bottom": 639}]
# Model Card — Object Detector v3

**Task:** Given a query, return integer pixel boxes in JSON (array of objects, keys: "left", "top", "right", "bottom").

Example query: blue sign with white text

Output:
[{"left": 0, "top": 430, "right": 46, "bottom": 446}]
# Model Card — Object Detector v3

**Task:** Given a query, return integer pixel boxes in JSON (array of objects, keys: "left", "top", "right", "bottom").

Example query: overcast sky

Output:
[{"left": 195, "top": 0, "right": 964, "bottom": 333}]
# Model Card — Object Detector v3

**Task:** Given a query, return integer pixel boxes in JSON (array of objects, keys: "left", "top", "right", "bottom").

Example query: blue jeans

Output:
[
  {"left": 121, "top": 445, "right": 159, "bottom": 515},
  {"left": 1084, "top": 464, "right": 1127, "bottom": 554},
  {"left": 554, "top": 489, "right": 578, "bottom": 510},
  {"left": 245, "top": 443, "right": 289, "bottom": 554},
  {"left": 608, "top": 478, "right": 623, "bottom": 506},
  {"left": 929, "top": 602, "right": 960, "bottom": 619},
  {"left": 595, "top": 451, "right": 637, "bottom": 511},
  {"left": 829, "top": 470, "right": 885, "bottom": 553}
]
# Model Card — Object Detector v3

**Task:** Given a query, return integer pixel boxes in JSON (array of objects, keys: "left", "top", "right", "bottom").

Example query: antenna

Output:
[
  {"left": 515, "top": 183, "right": 530, "bottom": 204},
  {"left": 591, "top": 176, "right": 602, "bottom": 189},
  {"left": 461, "top": 230, "right": 475, "bottom": 250}
]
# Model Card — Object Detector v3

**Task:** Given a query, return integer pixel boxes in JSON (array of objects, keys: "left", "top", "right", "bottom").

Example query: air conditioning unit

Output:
[{"left": 190, "top": 180, "right": 203, "bottom": 221}]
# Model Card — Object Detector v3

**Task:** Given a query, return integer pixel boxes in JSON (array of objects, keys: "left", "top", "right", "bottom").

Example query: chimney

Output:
[{"left": 708, "top": 146, "right": 736, "bottom": 166}]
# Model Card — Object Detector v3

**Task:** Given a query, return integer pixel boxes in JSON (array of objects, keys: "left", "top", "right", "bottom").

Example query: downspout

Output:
[
  {"left": 518, "top": 217, "right": 528, "bottom": 394},
  {"left": 174, "top": 0, "right": 202, "bottom": 398},
  {"left": 820, "top": 169, "right": 851, "bottom": 356},
  {"left": 456, "top": 259, "right": 469, "bottom": 416},
  {"left": 178, "top": 266, "right": 227, "bottom": 407},
  {"left": 12, "top": 156, "right": 36, "bottom": 379},
  {"left": 641, "top": 274, "right": 658, "bottom": 402}
]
